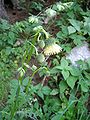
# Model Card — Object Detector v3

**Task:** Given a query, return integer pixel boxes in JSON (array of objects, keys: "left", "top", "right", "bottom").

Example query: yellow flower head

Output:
[{"left": 44, "top": 43, "right": 62, "bottom": 56}]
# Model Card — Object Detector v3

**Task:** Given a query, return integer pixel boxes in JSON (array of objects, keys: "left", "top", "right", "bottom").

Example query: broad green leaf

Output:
[
  {"left": 62, "top": 25, "right": 68, "bottom": 36},
  {"left": 34, "top": 102, "right": 39, "bottom": 109},
  {"left": 84, "top": 17, "right": 90, "bottom": 34},
  {"left": 80, "top": 81, "right": 89, "bottom": 92},
  {"left": 68, "top": 19, "right": 81, "bottom": 31},
  {"left": 67, "top": 10, "right": 75, "bottom": 19},
  {"left": 59, "top": 81, "right": 68, "bottom": 93},
  {"left": 23, "top": 77, "right": 29, "bottom": 86},
  {"left": 73, "top": 39, "right": 82, "bottom": 45},
  {"left": 50, "top": 66, "right": 61, "bottom": 74},
  {"left": 56, "top": 31, "right": 65, "bottom": 39},
  {"left": 53, "top": 58, "right": 59, "bottom": 65},
  {"left": 66, "top": 76, "right": 77, "bottom": 89},
  {"left": 84, "top": 17, "right": 90, "bottom": 26},
  {"left": 65, "top": 66, "right": 71, "bottom": 71},
  {"left": 34, "top": 83, "right": 41, "bottom": 90},
  {"left": 76, "top": 60, "right": 88, "bottom": 70},
  {"left": 62, "top": 70, "right": 70, "bottom": 80},
  {"left": 42, "top": 86, "right": 51, "bottom": 95},
  {"left": 73, "top": 35, "right": 85, "bottom": 45},
  {"left": 69, "top": 34, "right": 85, "bottom": 45},
  {"left": 62, "top": 44, "right": 72, "bottom": 53},
  {"left": 68, "top": 26, "right": 76, "bottom": 34},
  {"left": 50, "top": 89, "right": 59, "bottom": 95},
  {"left": 61, "top": 58, "right": 69, "bottom": 68},
  {"left": 37, "top": 90, "right": 44, "bottom": 100},
  {"left": 70, "top": 67, "right": 81, "bottom": 76},
  {"left": 84, "top": 71, "right": 90, "bottom": 80},
  {"left": 75, "top": 34, "right": 85, "bottom": 40}
]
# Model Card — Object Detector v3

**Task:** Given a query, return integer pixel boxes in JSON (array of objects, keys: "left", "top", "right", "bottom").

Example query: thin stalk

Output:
[
  {"left": 10, "top": 34, "right": 38, "bottom": 120},
  {"left": 25, "top": 67, "right": 41, "bottom": 93}
]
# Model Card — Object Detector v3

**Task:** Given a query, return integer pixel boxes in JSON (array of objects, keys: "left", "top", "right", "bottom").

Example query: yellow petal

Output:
[{"left": 44, "top": 44, "right": 62, "bottom": 56}]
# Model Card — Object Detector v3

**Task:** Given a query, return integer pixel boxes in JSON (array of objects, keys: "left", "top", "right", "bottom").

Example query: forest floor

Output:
[{"left": 6, "top": 7, "right": 28, "bottom": 23}]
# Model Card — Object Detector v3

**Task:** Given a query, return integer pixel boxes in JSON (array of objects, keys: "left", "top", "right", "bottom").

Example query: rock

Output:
[
  {"left": 0, "top": 0, "right": 9, "bottom": 20},
  {"left": 11, "top": 0, "right": 22, "bottom": 10},
  {"left": 66, "top": 42, "right": 90, "bottom": 66}
]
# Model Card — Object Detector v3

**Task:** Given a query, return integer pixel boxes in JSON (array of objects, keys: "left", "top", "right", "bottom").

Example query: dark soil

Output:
[{"left": 6, "top": 8, "right": 28, "bottom": 23}]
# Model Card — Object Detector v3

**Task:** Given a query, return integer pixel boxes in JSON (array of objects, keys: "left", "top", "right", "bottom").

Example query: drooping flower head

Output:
[{"left": 44, "top": 38, "right": 62, "bottom": 56}]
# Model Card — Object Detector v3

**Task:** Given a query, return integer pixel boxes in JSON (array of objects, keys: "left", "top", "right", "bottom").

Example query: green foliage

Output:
[
  {"left": 31, "top": 1, "right": 44, "bottom": 11},
  {"left": 0, "top": 1, "right": 90, "bottom": 120}
]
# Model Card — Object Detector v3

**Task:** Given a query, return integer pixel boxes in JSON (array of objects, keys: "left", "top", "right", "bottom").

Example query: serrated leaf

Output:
[
  {"left": 62, "top": 70, "right": 70, "bottom": 80},
  {"left": 66, "top": 76, "right": 77, "bottom": 89}
]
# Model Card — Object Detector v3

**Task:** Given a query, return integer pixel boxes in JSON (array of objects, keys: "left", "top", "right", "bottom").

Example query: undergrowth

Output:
[{"left": 0, "top": 1, "right": 90, "bottom": 120}]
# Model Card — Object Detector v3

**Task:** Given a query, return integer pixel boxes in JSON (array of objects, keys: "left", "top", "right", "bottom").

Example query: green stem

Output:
[
  {"left": 25, "top": 67, "right": 41, "bottom": 93},
  {"left": 10, "top": 34, "right": 38, "bottom": 119},
  {"left": 10, "top": 80, "right": 21, "bottom": 120}
]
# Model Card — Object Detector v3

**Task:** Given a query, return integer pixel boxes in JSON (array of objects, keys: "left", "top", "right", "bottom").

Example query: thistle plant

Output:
[{"left": 9, "top": 16, "right": 62, "bottom": 120}]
